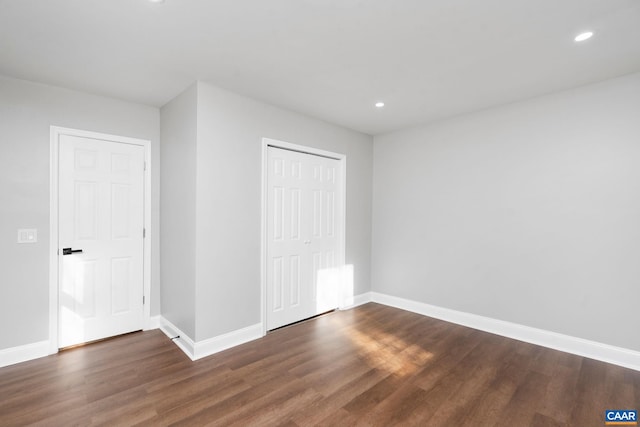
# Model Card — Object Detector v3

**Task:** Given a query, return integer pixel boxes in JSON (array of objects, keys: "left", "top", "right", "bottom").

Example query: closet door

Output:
[{"left": 266, "top": 146, "right": 342, "bottom": 330}]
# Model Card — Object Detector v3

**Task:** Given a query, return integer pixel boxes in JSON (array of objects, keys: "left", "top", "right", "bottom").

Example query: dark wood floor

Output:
[{"left": 1, "top": 303, "right": 638, "bottom": 426}]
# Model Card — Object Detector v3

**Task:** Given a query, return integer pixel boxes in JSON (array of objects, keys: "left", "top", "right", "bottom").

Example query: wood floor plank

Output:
[
  {"left": 290, "top": 368, "right": 389, "bottom": 426},
  {"left": 353, "top": 382, "right": 431, "bottom": 427},
  {"left": 1, "top": 303, "right": 639, "bottom": 427},
  {"left": 204, "top": 377, "right": 314, "bottom": 427},
  {"left": 569, "top": 358, "right": 611, "bottom": 427},
  {"left": 417, "top": 340, "right": 513, "bottom": 426},
  {"left": 342, "top": 373, "right": 406, "bottom": 416},
  {"left": 538, "top": 361, "right": 581, "bottom": 424},
  {"left": 494, "top": 370, "right": 552, "bottom": 427},
  {"left": 530, "top": 412, "right": 567, "bottom": 427},
  {"left": 314, "top": 407, "right": 359, "bottom": 427},
  {"left": 28, "top": 384, "right": 150, "bottom": 427}
]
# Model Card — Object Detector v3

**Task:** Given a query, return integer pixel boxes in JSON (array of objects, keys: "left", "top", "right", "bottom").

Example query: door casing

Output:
[
  {"left": 49, "top": 126, "right": 152, "bottom": 354},
  {"left": 261, "top": 137, "right": 346, "bottom": 335}
]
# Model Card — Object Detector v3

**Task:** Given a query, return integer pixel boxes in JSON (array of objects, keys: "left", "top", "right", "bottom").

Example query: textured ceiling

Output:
[{"left": 1, "top": 0, "right": 639, "bottom": 135}]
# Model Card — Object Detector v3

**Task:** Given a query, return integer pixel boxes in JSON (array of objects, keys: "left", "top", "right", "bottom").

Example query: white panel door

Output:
[
  {"left": 58, "top": 134, "right": 144, "bottom": 348},
  {"left": 267, "top": 146, "right": 342, "bottom": 330}
]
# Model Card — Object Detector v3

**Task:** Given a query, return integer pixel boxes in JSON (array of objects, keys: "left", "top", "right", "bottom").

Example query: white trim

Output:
[
  {"left": 144, "top": 315, "right": 161, "bottom": 331},
  {"left": 262, "top": 138, "right": 346, "bottom": 161},
  {"left": 260, "top": 137, "right": 347, "bottom": 334},
  {"left": 371, "top": 292, "right": 640, "bottom": 372},
  {"left": 142, "top": 136, "right": 152, "bottom": 333},
  {"left": 340, "top": 291, "right": 372, "bottom": 310},
  {"left": 260, "top": 140, "right": 268, "bottom": 336},
  {"left": 49, "top": 126, "right": 152, "bottom": 354},
  {"left": 193, "top": 323, "right": 263, "bottom": 360},
  {"left": 160, "top": 317, "right": 262, "bottom": 361},
  {"left": 49, "top": 127, "right": 60, "bottom": 355},
  {"left": 159, "top": 317, "right": 196, "bottom": 360},
  {"left": 0, "top": 341, "right": 50, "bottom": 368}
]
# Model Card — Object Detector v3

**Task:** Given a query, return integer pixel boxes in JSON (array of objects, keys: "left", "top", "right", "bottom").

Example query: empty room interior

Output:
[{"left": 1, "top": 1, "right": 640, "bottom": 426}]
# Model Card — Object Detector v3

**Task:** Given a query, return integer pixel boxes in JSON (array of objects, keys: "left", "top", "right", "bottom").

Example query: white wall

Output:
[
  {"left": 0, "top": 75, "right": 160, "bottom": 351},
  {"left": 159, "top": 84, "right": 197, "bottom": 338},
  {"left": 372, "top": 72, "right": 640, "bottom": 352},
  {"left": 194, "top": 82, "right": 373, "bottom": 341}
]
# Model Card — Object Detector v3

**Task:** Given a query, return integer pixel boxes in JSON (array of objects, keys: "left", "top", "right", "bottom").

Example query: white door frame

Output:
[
  {"left": 261, "top": 137, "right": 347, "bottom": 335},
  {"left": 49, "top": 126, "right": 152, "bottom": 354}
]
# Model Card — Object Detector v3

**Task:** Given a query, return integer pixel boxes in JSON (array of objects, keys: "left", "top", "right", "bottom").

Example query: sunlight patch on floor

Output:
[{"left": 347, "top": 327, "right": 433, "bottom": 376}]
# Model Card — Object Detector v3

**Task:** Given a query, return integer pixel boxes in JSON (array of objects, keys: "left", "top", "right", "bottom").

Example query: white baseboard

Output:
[
  {"left": 159, "top": 317, "right": 196, "bottom": 360},
  {"left": 7, "top": 295, "right": 635, "bottom": 372},
  {"left": 159, "top": 317, "right": 263, "bottom": 361},
  {"left": 144, "top": 315, "right": 161, "bottom": 331},
  {"left": 194, "top": 323, "right": 263, "bottom": 360},
  {"left": 340, "top": 292, "right": 372, "bottom": 310},
  {"left": 371, "top": 292, "right": 640, "bottom": 372},
  {"left": 0, "top": 340, "right": 50, "bottom": 368}
]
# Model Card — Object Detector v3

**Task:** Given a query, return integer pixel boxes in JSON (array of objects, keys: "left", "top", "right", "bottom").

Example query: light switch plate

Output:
[{"left": 17, "top": 229, "right": 37, "bottom": 243}]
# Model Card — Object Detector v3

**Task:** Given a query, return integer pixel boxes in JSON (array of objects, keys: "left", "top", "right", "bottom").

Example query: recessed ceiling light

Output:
[
  {"left": 375, "top": 102, "right": 385, "bottom": 108},
  {"left": 574, "top": 31, "right": 594, "bottom": 42},
  {"left": 148, "top": 0, "right": 165, "bottom": 3}
]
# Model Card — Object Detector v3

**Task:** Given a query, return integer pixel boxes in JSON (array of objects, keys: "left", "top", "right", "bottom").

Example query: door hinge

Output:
[
  {"left": 143, "top": 295, "right": 145, "bottom": 305},
  {"left": 144, "top": 161, "right": 147, "bottom": 171},
  {"left": 143, "top": 228, "right": 146, "bottom": 238}
]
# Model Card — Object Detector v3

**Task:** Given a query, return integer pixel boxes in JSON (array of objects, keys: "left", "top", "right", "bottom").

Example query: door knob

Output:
[
  {"left": 62, "top": 248, "right": 83, "bottom": 255},
  {"left": 304, "top": 240, "right": 311, "bottom": 244}
]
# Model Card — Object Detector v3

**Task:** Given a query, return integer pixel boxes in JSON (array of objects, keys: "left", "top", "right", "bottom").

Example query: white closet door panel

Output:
[{"left": 267, "top": 146, "right": 342, "bottom": 330}]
